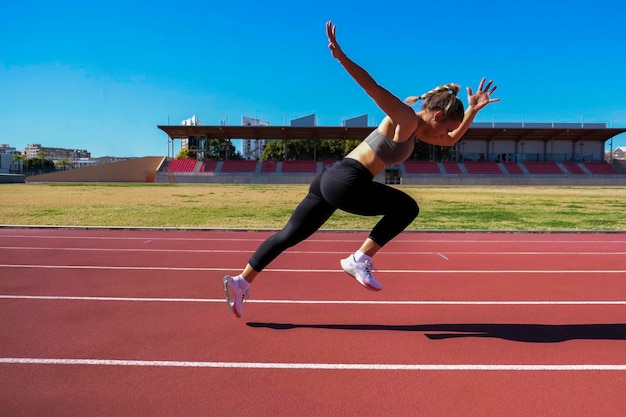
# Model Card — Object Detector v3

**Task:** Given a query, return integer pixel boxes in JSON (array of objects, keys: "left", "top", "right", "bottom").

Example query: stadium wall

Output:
[
  {"left": 18, "top": 156, "right": 626, "bottom": 185},
  {"left": 0, "top": 174, "right": 25, "bottom": 183},
  {"left": 157, "top": 171, "right": 626, "bottom": 186},
  {"left": 614, "top": 159, "right": 626, "bottom": 173},
  {"left": 25, "top": 156, "right": 165, "bottom": 183},
  {"left": 398, "top": 175, "right": 626, "bottom": 186}
]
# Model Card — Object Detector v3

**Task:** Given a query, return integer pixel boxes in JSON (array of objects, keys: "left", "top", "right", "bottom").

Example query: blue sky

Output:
[{"left": 2, "top": 0, "right": 625, "bottom": 157}]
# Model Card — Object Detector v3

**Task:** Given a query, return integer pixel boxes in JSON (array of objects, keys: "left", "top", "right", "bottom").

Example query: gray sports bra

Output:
[{"left": 364, "top": 129, "right": 415, "bottom": 165}]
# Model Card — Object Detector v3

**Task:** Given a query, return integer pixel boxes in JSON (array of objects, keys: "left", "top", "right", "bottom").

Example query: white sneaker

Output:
[
  {"left": 223, "top": 275, "right": 249, "bottom": 318},
  {"left": 340, "top": 255, "right": 383, "bottom": 291}
]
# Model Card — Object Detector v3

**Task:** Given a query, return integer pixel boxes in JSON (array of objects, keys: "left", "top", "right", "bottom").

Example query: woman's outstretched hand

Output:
[
  {"left": 326, "top": 21, "right": 345, "bottom": 60},
  {"left": 467, "top": 78, "right": 500, "bottom": 111}
]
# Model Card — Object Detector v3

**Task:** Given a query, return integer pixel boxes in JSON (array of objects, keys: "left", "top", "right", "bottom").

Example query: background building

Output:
[
  {"left": 241, "top": 116, "right": 270, "bottom": 160},
  {"left": 0, "top": 144, "right": 19, "bottom": 155},
  {"left": 23, "top": 144, "right": 91, "bottom": 167},
  {"left": 613, "top": 147, "right": 626, "bottom": 160},
  {"left": 0, "top": 145, "right": 19, "bottom": 174},
  {"left": 342, "top": 115, "right": 368, "bottom": 127}
]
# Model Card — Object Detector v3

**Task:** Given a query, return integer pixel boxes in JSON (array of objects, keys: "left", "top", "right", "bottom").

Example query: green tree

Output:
[
  {"left": 261, "top": 139, "right": 313, "bottom": 160},
  {"left": 11, "top": 154, "right": 25, "bottom": 174},
  {"left": 286, "top": 140, "right": 315, "bottom": 160},
  {"left": 56, "top": 157, "right": 71, "bottom": 170},
  {"left": 261, "top": 140, "right": 285, "bottom": 160},
  {"left": 410, "top": 142, "right": 455, "bottom": 161},
  {"left": 23, "top": 151, "right": 55, "bottom": 175},
  {"left": 261, "top": 139, "right": 361, "bottom": 161},
  {"left": 317, "top": 139, "right": 360, "bottom": 160},
  {"left": 176, "top": 146, "right": 195, "bottom": 159},
  {"left": 204, "top": 139, "right": 242, "bottom": 160}
]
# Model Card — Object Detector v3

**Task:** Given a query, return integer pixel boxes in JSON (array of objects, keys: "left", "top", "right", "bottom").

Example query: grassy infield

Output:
[{"left": 1, "top": 183, "right": 625, "bottom": 231}]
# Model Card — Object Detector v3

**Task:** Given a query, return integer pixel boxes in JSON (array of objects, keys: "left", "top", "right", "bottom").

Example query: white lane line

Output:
[
  {"left": 2, "top": 295, "right": 625, "bottom": 305},
  {"left": 2, "top": 246, "right": 626, "bottom": 256},
  {"left": 1, "top": 357, "right": 625, "bottom": 371},
  {"left": 1, "top": 234, "right": 626, "bottom": 244},
  {"left": 1, "top": 264, "right": 626, "bottom": 273}
]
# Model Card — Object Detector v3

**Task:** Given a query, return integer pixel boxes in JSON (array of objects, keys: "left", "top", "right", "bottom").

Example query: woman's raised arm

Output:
[{"left": 326, "top": 21, "right": 417, "bottom": 140}]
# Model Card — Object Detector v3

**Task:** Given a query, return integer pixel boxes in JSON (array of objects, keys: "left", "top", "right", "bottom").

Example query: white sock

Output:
[
  {"left": 234, "top": 275, "right": 250, "bottom": 291},
  {"left": 353, "top": 250, "right": 371, "bottom": 263}
]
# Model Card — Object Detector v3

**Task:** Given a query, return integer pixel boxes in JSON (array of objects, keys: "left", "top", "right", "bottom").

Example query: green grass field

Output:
[{"left": 1, "top": 183, "right": 625, "bottom": 231}]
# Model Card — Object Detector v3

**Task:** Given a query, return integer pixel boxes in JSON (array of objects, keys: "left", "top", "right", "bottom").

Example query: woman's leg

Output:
[
  {"left": 355, "top": 237, "right": 382, "bottom": 258},
  {"left": 320, "top": 161, "right": 420, "bottom": 247},
  {"left": 224, "top": 172, "right": 337, "bottom": 317},
  {"left": 240, "top": 167, "right": 337, "bottom": 282},
  {"left": 244, "top": 191, "right": 336, "bottom": 282},
  {"left": 314, "top": 159, "right": 419, "bottom": 290},
  {"left": 363, "top": 182, "right": 420, "bottom": 246},
  {"left": 339, "top": 183, "right": 418, "bottom": 291}
]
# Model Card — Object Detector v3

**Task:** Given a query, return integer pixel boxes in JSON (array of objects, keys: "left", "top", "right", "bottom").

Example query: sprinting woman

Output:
[{"left": 223, "top": 20, "right": 500, "bottom": 318}]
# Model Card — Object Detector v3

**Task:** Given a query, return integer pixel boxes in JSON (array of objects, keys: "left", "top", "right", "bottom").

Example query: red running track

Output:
[{"left": 1, "top": 228, "right": 625, "bottom": 416}]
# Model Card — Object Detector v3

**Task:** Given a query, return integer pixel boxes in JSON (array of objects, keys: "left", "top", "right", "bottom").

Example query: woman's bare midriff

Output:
[{"left": 345, "top": 141, "right": 387, "bottom": 177}]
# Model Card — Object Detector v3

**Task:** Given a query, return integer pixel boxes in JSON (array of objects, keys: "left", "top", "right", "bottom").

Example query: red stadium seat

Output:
[
  {"left": 220, "top": 160, "right": 258, "bottom": 173},
  {"left": 281, "top": 160, "right": 317, "bottom": 173},
  {"left": 403, "top": 161, "right": 441, "bottom": 174},
  {"left": 582, "top": 162, "right": 619, "bottom": 174},
  {"left": 522, "top": 162, "right": 565, "bottom": 175},
  {"left": 167, "top": 159, "right": 197, "bottom": 172},
  {"left": 260, "top": 160, "right": 278, "bottom": 173},
  {"left": 463, "top": 161, "right": 504, "bottom": 174},
  {"left": 502, "top": 162, "right": 524, "bottom": 174}
]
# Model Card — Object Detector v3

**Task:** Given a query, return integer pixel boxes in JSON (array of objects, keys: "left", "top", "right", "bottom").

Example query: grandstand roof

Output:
[
  {"left": 158, "top": 123, "right": 626, "bottom": 143},
  {"left": 159, "top": 125, "right": 375, "bottom": 141}
]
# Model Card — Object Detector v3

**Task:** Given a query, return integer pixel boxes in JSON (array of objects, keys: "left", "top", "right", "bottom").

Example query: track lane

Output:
[{"left": 1, "top": 228, "right": 626, "bottom": 417}]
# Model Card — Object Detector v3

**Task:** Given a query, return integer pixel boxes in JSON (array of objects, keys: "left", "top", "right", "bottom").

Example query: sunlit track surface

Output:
[{"left": 1, "top": 228, "right": 625, "bottom": 417}]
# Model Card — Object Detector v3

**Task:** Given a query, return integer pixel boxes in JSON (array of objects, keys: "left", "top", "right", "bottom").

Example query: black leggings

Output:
[{"left": 248, "top": 158, "right": 419, "bottom": 272}]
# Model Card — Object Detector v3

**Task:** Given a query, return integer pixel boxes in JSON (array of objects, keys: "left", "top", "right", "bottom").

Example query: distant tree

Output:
[
  {"left": 203, "top": 139, "right": 242, "bottom": 160},
  {"left": 260, "top": 139, "right": 455, "bottom": 162},
  {"left": 22, "top": 151, "right": 55, "bottom": 175},
  {"left": 432, "top": 145, "right": 455, "bottom": 162},
  {"left": 56, "top": 157, "right": 71, "bottom": 170},
  {"left": 316, "top": 139, "right": 360, "bottom": 160},
  {"left": 261, "top": 139, "right": 361, "bottom": 161},
  {"left": 176, "top": 146, "right": 195, "bottom": 159},
  {"left": 261, "top": 140, "right": 284, "bottom": 160},
  {"left": 11, "top": 154, "right": 25, "bottom": 173},
  {"left": 410, "top": 142, "right": 454, "bottom": 161},
  {"left": 286, "top": 140, "right": 316, "bottom": 160},
  {"left": 411, "top": 141, "right": 432, "bottom": 160},
  {"left": 261, "top": 139, "right": 312, "bottom": 160}
]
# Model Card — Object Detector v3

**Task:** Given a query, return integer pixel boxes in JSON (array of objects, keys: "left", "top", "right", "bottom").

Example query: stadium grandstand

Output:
[
  {"left": 15, "top": 121, "right": 626, "bottom": 185},
  {"left": 156, "top": 122, "right": 626, "bottom": 186}
]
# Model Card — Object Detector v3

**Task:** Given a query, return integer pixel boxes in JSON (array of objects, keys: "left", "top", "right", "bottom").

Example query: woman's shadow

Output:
[{"left": 246, "top": 322, "right": 626, "bottom": 343}]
